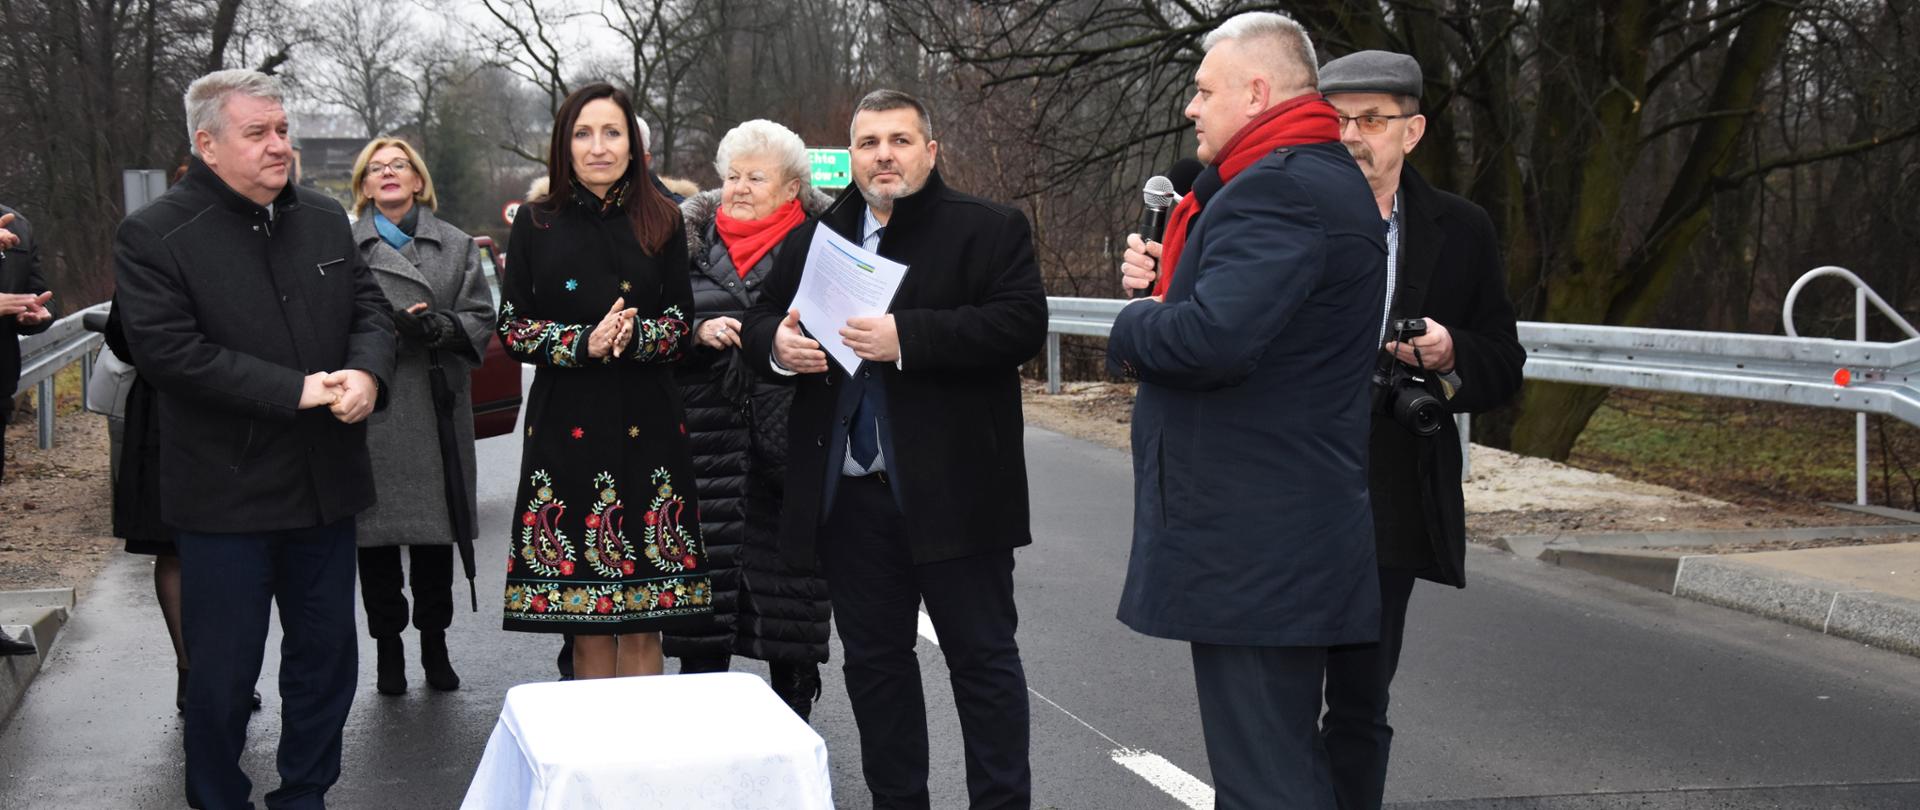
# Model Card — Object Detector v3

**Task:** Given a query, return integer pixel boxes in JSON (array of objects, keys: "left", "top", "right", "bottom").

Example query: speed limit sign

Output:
[{"left": 503, "top": 200, "right": 523, "bottom": 225}]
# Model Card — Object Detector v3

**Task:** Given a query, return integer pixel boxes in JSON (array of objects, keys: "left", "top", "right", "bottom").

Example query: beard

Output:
[{"left": 857, "top": 164, "right": 921, "bottom": 212}]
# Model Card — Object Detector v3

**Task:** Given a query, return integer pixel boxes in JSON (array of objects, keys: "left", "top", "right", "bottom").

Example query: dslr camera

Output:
[{"left": 1373, "top": 318, "right": 1444, "bottom": 437}]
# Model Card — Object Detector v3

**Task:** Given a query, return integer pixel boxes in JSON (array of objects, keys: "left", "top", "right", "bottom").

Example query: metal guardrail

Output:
[
  {"left": 1043, "top": 296, "right": 1920, "bottom": 426},
  {"left": 1044, "top": 292, "right": 1920, "bottom": 489},
  {"left": 14, "top": 302, "right": 109, "bottom": 450},
  {"left": 1780, "top": 267, "right": 1920, "bottom": 505}
]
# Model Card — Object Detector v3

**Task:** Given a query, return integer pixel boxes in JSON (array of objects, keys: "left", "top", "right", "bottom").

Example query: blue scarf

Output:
[{"left": 373, "top": 207, "right": 418, "bottom": 249}]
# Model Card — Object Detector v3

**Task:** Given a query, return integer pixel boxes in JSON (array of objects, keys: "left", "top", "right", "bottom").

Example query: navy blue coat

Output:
[{"left": 1108, "top": 141, "right": 1386, "bottom": 647}]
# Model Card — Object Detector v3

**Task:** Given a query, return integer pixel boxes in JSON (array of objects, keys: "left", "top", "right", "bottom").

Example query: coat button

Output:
[
  {"left": 839, "top": 417, "right": 848, "bottom": 426},
  {"left": 815, "top": 434, "right": 826, "bottom": 447},
  {"left": 280, "top": 295, "right": 288, "bottom": 302},
  {"left": 861, "top": 370, "right": 871, "bottom": 379},
  {"left": 744, "top": 281, "right": 754, "bottom": 288},
  {"left": 726, "top": 281, "right": 735, "bottom": 287}
]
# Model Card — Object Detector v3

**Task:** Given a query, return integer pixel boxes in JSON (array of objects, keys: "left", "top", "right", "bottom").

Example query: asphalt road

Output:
[{"left": 2, "top": 424, "right": 1918, "bottom": 809}]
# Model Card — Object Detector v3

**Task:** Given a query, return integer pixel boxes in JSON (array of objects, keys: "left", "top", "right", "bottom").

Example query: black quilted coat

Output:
[{"left": 663, "top": 188, "right": 833, "bottom": 665}]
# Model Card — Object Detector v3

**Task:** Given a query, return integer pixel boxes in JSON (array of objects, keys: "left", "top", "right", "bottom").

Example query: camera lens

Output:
[{"left": 1393, "top": 386, "right": 1444, "bottom": 437}]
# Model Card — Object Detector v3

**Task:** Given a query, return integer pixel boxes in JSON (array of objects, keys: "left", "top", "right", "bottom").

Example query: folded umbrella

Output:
[{"left": 427, "top": 349, "right": 479, "bottom": 611}]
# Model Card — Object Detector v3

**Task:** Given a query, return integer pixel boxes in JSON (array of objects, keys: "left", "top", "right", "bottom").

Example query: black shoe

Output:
[
  {"left": 0, "top": 627, "right": 34, "bottom": 657},
  {"left": 420, "top": 631, "right": 460, "bottom": 692},
  {"left": 375, "top": 637, "right": 407, "bottom": 695}
]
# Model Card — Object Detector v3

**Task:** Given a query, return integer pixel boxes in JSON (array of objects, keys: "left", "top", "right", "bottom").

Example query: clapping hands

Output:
[
  {"left": 589, "top": 297, "right": 639, "bottom": 359},
  {"left": 299, "top": 369, "right": 379, "bottom": 423}
]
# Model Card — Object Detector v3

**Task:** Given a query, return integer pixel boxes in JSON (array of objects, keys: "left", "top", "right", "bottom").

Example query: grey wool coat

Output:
[{"left": 351, "top": 207, "right": 496, "bottom": 547}]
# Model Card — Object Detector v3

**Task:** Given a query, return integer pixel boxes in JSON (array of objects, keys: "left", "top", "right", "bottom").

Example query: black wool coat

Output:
[
  {"left": 741, "top": 169, "right": 1049, "bottom": 569},
  {"left": 664, "top": 187, "right": 833, "bottom": 664},
  {"left": 1369, "top": 166, "right": 1525, "bottom": 587},
  {"left": 112, "top": 159, "right": 396, "bottom": 534}
]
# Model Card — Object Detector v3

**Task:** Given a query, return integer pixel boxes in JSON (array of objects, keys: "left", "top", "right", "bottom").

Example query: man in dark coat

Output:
[
  {"left": 0, "top": 203, "right": 55, "bottom": 486},
  {"left": 1316, "top": 50, "right": 1526, "bottom": 810},
  {"left": 742, "top": 89, "right": 1048, "bottom": 810},
  {"left": 1111, "top": 13, "right": 1384, "bottom": 808},
  {"left": 113, "top": 69, "right": 394, "bottom": 810},
  {"left": 0, "top": 204, "right": 50, "bottom": 658}
]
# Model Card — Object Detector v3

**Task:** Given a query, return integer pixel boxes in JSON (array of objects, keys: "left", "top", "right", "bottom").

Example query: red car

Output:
[{"left": 472, "top": 236, "right": 523, "bottom": 438}]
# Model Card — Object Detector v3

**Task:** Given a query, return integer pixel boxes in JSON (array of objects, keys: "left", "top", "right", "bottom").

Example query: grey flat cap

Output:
[{"left": 1319, "top": 50, "right": 1423, "bottom": 99}]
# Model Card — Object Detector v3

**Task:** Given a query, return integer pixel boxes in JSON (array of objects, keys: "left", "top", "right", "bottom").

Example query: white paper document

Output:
[{"left": 793, "top": 225, "right": 909, "bottom": 377}]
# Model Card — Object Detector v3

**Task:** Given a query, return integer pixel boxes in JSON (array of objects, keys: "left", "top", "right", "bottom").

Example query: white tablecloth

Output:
[{"left": 461, "top": 672, "right": 833, "bottom": 810}]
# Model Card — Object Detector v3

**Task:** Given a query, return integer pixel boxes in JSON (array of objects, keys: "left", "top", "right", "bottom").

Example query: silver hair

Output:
[
  {"left": 713, "top": 119, "right": 810, "bottom": 187},
  {"left": 1202, "top": 11, "right": 1319, "bottom": 91},
  {"left": 183, "top": 69, "right": 287, "bottom": 156},
  {"left": 634, "top": 115, "right": 652, "bottom": 156}
]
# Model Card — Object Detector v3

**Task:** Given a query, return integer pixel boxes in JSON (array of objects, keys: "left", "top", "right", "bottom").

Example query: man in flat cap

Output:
[{"left": 1316, "top": 50, "right": 1525, "bottom": 810}]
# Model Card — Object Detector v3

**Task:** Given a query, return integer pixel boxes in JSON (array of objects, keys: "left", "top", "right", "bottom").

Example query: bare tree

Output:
[{"left": 302, "top": 0, "right": 415, "bottom": 138}]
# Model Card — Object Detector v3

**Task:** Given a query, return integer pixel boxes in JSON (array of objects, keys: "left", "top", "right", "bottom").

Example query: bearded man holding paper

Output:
[{"left": 740, "top": 88, "right": 1048, "bottom": 810}]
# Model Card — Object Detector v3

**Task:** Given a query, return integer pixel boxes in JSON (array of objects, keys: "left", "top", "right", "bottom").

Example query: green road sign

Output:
[{"left": 808, "top": 148, "right": 852, "bottom": 189}]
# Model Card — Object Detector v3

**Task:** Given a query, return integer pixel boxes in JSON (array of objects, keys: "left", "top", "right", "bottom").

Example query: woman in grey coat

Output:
[{"left": 348, "top": 138, "right": 495, "bottom": 695}]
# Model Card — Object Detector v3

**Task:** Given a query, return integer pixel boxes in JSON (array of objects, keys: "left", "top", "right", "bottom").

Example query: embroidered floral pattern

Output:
[
  {"left": 582, "top": 472, "right": 633, "bottom": 579},
  {"left": 641, "top": 467, "right": 700, "bottom": 573},
  {"left": 517, "top": 470, "right": 575, "bottom": 577},
  {"left": 503, "top": 577, "right": 711, "bottom": 623},
  {"left": 499, "top": 301, "right": 585, "bottom": 367},
  {"left": 625, "top": 305, "right": 690, "bottom": 363}
]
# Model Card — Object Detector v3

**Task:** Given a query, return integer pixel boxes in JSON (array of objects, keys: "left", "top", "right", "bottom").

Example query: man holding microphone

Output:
[{"left": 1110, "top": 12, "right": 1386, "bottom": 807}]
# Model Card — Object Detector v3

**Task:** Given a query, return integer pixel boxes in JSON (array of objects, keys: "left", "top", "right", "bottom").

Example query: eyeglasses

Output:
[
  {"left": 1336, "top": 114, "right": 1415, "bottom": 135},
  {"left": 367, "top": 158, "right": 413, "bottom": 176}
]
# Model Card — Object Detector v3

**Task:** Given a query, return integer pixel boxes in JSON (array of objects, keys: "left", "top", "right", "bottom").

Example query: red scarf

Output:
[
  {"left": 715, "top": 198, "right": 806, "bottom": 278},
  {"left": 1152, "top": 93, "right": 1341, "bottom": 298}
]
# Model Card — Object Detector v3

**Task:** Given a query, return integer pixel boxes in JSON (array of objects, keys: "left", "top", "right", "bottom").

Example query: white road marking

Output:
[
  {"left": 1110, "top": 749, "right": 1217, "bottom": 809},
  {"left": 916, "top": 610, "right": 1215, "bottom": 808}
]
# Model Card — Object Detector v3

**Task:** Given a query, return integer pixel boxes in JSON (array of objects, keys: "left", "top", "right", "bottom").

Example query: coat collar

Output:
[
  {"left": 820, "top": 167, "right": 950, "bottom": 241},
  {"left": 353, "top": 205, "right": 446, "bottom": 249},
  {"left": 353, "top": 209, "right": 435, "bottom": 294},
  {"left": 182, "top": 156, "right": 300, "bottom": 220},
  {"left": 1390, "top": 163, "right": 1447, "bottom": 321}
]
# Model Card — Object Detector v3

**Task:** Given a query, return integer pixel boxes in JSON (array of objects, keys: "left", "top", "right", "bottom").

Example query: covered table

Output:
[{"left": 462, "top": 672, "right": 833, "bottom": 809}]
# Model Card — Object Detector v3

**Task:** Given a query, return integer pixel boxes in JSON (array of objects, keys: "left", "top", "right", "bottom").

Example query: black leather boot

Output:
[
  {"left": 0, "top": 627, "right": 34, "bottom": 657},
  {"left": 773, "top": 662, "right": 824, "bottom": 721},
  {"left": 375, "top": 636, "right": 407, "bottom": 695},
  {"left": 420, "top": 631, "right": 460, "bottom": 692}
]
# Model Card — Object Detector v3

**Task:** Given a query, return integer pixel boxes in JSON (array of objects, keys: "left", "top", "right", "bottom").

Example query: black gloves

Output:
[{"left": 391, "top": 308, "right": 466, "bottom": 350}]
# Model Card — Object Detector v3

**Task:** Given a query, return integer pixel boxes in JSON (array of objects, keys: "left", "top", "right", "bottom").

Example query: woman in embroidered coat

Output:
[
  {"left": 348, "top": 138, "right": 495, "bottom": 695},
  {"left": 499, "top": 83, "right": 710, "bottom": 679}
]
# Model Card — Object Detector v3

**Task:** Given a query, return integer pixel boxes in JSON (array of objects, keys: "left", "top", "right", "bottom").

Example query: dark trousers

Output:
[
  {"left": 1191, "top": 642, "right": 1336, "bottom": 810},
  {"left": 177, "top": 519, "right": 359, "bottom": 810},
  {"left": 355, "top": 545, "right": 453, "bottom": 639},
  {"left": 1321, "top": 568, "right": 1419, "bottom": 810},
  {"left": 821, "top": 474, "right": 1031, "bottom": 810}
]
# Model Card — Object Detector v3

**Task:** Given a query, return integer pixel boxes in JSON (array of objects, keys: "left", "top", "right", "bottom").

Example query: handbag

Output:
[{"left": 85, "top": 344, "right": 136, "bottom": 419}]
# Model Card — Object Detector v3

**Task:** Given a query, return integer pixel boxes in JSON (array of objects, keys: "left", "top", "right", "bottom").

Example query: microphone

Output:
[{"left": 1132, "top": 175, "right": 1177, "bottom": 300}]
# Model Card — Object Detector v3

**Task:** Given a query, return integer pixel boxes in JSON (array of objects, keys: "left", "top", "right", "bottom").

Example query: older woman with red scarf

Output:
[{"left": 665, "top": 119, "right": 835, "bottom": 719}]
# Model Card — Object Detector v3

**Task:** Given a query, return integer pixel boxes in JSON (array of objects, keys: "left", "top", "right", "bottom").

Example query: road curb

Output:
[
  {"left": 0, "top": 588, "right": 76, "bottom": 730},
  {"left": 1509, "top": 538, "right": 1920, "bottom": 658},
  {"left": 1674, "top": 557, "right": 1920, "bottom": 657}
]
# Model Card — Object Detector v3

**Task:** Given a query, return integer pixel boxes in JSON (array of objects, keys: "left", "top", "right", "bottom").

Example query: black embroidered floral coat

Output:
[{"left": 497, "top": 185, "right": 711, "bottom": 635}]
